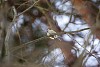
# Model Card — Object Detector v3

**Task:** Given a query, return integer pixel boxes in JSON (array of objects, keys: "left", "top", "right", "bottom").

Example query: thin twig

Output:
[
  {"left": 10, "top": 36, "right": 49, "bottom": 53},
  {"left": 63, "top": 8, "right": 73, "bottom": 31},
  {"left": 10, "top": 28, "right": 90, "bottom": 53},
  {"left": 17, "top": 0, "right": 40, "bottom": 16},
  {"left": 12, "top": 6, "right": 22, "bottom": 44},
  {"left": 61, "top": 28, "right": 90, "bottom": 34},
  {"left": 68, "top": 33, "right": 100, "bottom": 65},
  {"left": 17, "top": 1, "right": 30, "bottom": 9}
]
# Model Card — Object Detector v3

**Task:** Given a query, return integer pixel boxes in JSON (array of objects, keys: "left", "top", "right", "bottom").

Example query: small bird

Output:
[{"left": 47, "top": 29, "right": 58, "bottom": 39}]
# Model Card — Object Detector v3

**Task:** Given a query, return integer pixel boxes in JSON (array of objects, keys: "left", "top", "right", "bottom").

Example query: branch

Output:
[{"left": 17, "top": 0, "right": 40, "bottom": 16}]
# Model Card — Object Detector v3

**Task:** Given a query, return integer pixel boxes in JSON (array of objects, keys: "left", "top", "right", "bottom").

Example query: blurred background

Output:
[{"left": 0, "top": 0, "right": 100, "bottom": 67}]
